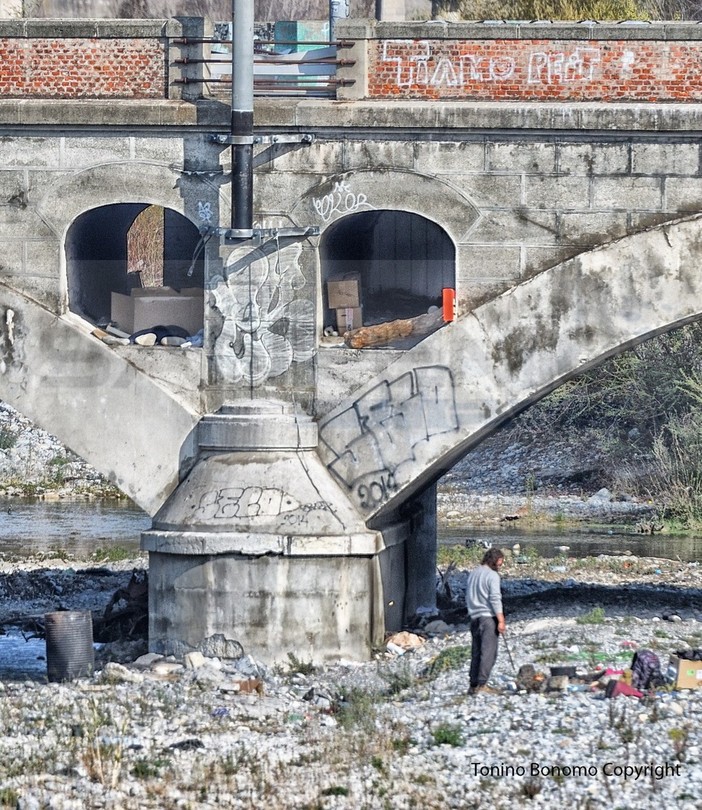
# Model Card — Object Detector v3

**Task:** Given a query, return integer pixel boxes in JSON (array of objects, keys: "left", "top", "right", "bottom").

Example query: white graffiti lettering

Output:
[
  {"left": 488, "top": 56, "right": 516, "bottom": 81},
  {"left": 381, "top": 39, "right": 425, "bottom": 87},
  {"left": 196, "top": 487, "right": 300, "bottom": 521},
  {"left": 381, "top": 40, "right": 603, "bottom": 89},
  {"left": 211, "top": 243, "right": 315, "bottom": 386},
  {"left": 621, "top": 49, "right": 636, "bottom": 77},
  {"left": 527, "top": 47, "right": 600, "bottom": 84},
  {"left": 197, "top": 200, "right": 213, "bottom": 223},
  {"left": 312, "top": 180, "right": 371, "bottom": 223}
]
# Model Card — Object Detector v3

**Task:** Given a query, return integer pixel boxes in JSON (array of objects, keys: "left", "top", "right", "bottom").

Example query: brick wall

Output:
[
  {"left": 0, "top": 37, "right": 166, "bottom": 99},
  {"left": 369, "top": 38, "right": 702, "bottom": 102}
]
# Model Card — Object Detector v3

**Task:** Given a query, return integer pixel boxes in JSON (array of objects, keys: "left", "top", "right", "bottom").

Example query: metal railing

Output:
[{"left": 172, "top": 37, "right": 355, "bottom": 98}]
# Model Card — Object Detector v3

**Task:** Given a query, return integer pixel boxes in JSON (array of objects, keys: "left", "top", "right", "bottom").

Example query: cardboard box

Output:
[
  {"left": 111, "top": 287, "right": 204, "bottom": 335},
  {"left": 667, "top": 655, "right": 702, "bottom": 689},
  {"left": 327, "top": 277, "right": 361, "bottom": 309},
  {"left": 335, "top": 306, "right": 362, "bottom": 332}
]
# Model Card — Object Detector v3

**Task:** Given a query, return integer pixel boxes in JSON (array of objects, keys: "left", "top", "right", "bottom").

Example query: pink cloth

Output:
[{"left": 606, "top": 681, "right": 643, "bottom": 699}]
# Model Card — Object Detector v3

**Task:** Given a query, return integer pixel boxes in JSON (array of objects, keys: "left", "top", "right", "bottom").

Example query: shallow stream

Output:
[
  {"left": 439, "top": 525, "right": 702, "bottom": 562},
  {"left": 0, "top": 499, "right": 700, "bottom": 562},
  {"left": 0, "top": 499, "right": 149, "bottom": 560}
]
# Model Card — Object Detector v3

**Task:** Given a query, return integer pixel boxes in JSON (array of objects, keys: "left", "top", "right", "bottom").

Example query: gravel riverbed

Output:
[{"left": 1, "top": 552, "right": 701, "bottom": 810}]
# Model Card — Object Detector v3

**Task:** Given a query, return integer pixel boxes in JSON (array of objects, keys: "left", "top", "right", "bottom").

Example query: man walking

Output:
[{"left": 466, "top": 546, "right": 505, "bottom": 695}]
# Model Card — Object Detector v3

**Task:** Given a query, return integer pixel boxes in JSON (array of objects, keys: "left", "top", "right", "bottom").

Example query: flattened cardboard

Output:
[
  {"left": 327, "top": 277, "right": 361, "bottom": 309},
  {"left": 667, "top": 654, "right": 702, "bottom": 689}
]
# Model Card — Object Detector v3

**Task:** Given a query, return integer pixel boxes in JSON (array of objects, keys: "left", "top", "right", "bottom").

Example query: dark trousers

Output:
[{"left": 470, "top": 616, "right": 499, "bottom": 688}]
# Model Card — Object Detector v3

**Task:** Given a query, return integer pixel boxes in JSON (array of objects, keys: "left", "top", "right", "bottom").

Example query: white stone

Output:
[
  {"left": 184, "top": 651, "right": 207, "bottom": 670},
  {"left": 100, "top": 662, "right": 144, "bottom": 684}
]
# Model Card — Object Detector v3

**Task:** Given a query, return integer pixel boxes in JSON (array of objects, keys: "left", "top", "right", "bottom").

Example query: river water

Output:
[
  {"left": 0, "top": 499, "right": 149, "bottom": 560},
  {"left": 439, "top": 525, "right": 702, "bottom": 562},
  {"left": 0, "top": 499, "right": 699, "bottom": 562},
  {"left": 0, "top": 500, "right": 150, "bottom": 681}
]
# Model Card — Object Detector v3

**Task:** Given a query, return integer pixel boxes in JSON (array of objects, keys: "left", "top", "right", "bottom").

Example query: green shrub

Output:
[
  {"left": 576, "top": 606, "right": 606, "bottom": 625},
  {"left": 286, "top": 652, "right": 316, "bottom": 676},
  {"left": 431, "top": 722, "right": 463, "bottom": 747},
  {"left": 0, "top": 429, "right": 16, "bottom": 450},
  {"left": 336, "top": 687, "right": 377, "bottom": 731},
  {"left": 0, "top": 788, "right": 19, "bottom": 808},
  {"left": 425, "top": 645, "right": 472, "bottom": 679}
]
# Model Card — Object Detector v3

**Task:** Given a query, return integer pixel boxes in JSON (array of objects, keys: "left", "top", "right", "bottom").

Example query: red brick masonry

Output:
[
  {"left": 0, "top": 38, "right": 166, "bottom": 99},
  {"left": 370, "top": 38, "right": 702, "bottom": 101}
]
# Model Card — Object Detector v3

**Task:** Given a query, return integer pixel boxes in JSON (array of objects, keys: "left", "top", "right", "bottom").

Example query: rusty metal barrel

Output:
[{"left": 45, "top": 610, "right": 94, "bottom": 682}]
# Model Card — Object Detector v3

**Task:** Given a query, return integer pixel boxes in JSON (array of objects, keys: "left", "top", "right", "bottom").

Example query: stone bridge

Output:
[{"left": 2, "top": 16, "right": 702, "bottom": 662}]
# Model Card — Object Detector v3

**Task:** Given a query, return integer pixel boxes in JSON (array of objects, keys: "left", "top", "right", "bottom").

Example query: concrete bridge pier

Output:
[{"left": 141, "top": 400, "right": 406, "bottom": 664}]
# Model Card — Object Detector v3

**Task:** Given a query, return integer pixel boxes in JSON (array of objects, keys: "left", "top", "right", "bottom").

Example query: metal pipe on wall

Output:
[{"left": 231, "top": 0, "right": 254, "bottom": 236}]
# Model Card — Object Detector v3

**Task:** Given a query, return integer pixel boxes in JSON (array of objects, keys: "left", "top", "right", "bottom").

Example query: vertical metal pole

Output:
[
  {"left": 231, "top": 0, "right": 254, "bottom": 237},
  {"left": 329, "top": 0, "right": 349, "bottom": 42}
]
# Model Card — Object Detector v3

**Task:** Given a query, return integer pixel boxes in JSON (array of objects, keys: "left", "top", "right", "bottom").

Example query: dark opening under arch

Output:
[
  {"left": 320, "top": 210, "right": 455, "bottom": 345},
  {"left": 66, "top": 204, "right": 204, "bottom": 327}
]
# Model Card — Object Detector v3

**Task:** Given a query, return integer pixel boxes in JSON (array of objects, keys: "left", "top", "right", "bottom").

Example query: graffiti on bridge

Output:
[
  {"left": 194, "top": 486, "right": 331, "bottom": 528},
  {"left": 195, "top": 487, "right": 300, "bottom": 521},
  {"left": 319, "top": 365, "right": 459, "bottom": 511},
  {"left": 211, "top": 243, "right": 315, "bottom": 386},
  {"left": 373, "top": 39, "right": 699, "bottom": 101},
  {"left": 380, "top": 40, "right": 604, "bottom": 89},
  {"left": 312, "top": 180, "right": 373, "bottom": 223}
]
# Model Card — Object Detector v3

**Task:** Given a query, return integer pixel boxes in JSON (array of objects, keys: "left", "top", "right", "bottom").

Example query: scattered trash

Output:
[
  {"left": 605, "top": 680, "right": 643, "bottom": 699},
  {"left": 550, "top": 665, "right": 577, "bottom": 678},
  {"left": 385, "top": 631, "right": 424, "bottom": 651},
  {"left": 667, "top": 652, "right": 702, "bottom": 689},
  {"left": 97, "top": 569, "right": 148, "bottom": 642},
  {"left": 92, "top": 322, "right": 203, "bottom": 349}
]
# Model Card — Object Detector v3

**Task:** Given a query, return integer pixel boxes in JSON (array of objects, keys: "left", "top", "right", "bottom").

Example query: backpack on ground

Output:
[{"left": 630, "top": 649, "right": 663, "bottom": 691}]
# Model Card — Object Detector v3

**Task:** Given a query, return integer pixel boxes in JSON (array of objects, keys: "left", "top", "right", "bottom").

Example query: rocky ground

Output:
[
  {"left": 0, "top": 551, "right": 701, "bottom": 809},
  {"left": 438, "top": 421, "right": 661, "bottom": 526},
  {"left": 0, "top": 410, "right": 701, "bottom": 808},
  {"left": 0, "top": 403, "right": 119, "bottom": 501}
]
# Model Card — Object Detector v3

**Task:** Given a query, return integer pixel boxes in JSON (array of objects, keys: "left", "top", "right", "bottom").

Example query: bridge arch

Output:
[
  {"left": 31, "top": 161, "right": 221, "bottom": 313},
  {"left": 320, "top": 209, "right": 455, "bottom": 333},
  {"left": 66, "top": 203, "right": 204, "bottom": 328},
  {"left": 317, "top": 214, "right": 702, "bottom": 523},
  {"left": 292, "top": 168, "right": 474, "bottom": 343},
  {"left": 0, "top": 162, "right": 213, "bottom": 514},
  {"left": 292, "top": 168, "right": 478, "bottom": 245}
]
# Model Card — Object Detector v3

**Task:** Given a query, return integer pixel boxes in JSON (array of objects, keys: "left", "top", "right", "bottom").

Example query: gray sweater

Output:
[{"left": 465, "top": 564, "right": 503, "bottom": 619}]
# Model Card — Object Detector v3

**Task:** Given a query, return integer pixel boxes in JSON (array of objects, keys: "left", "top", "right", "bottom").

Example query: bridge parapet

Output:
[
  {"left": 0, "top": 17, "right": 205, "bottom": 102},
  {"left": 336, "top": 19, "right": 702, "bottom": 103}
]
